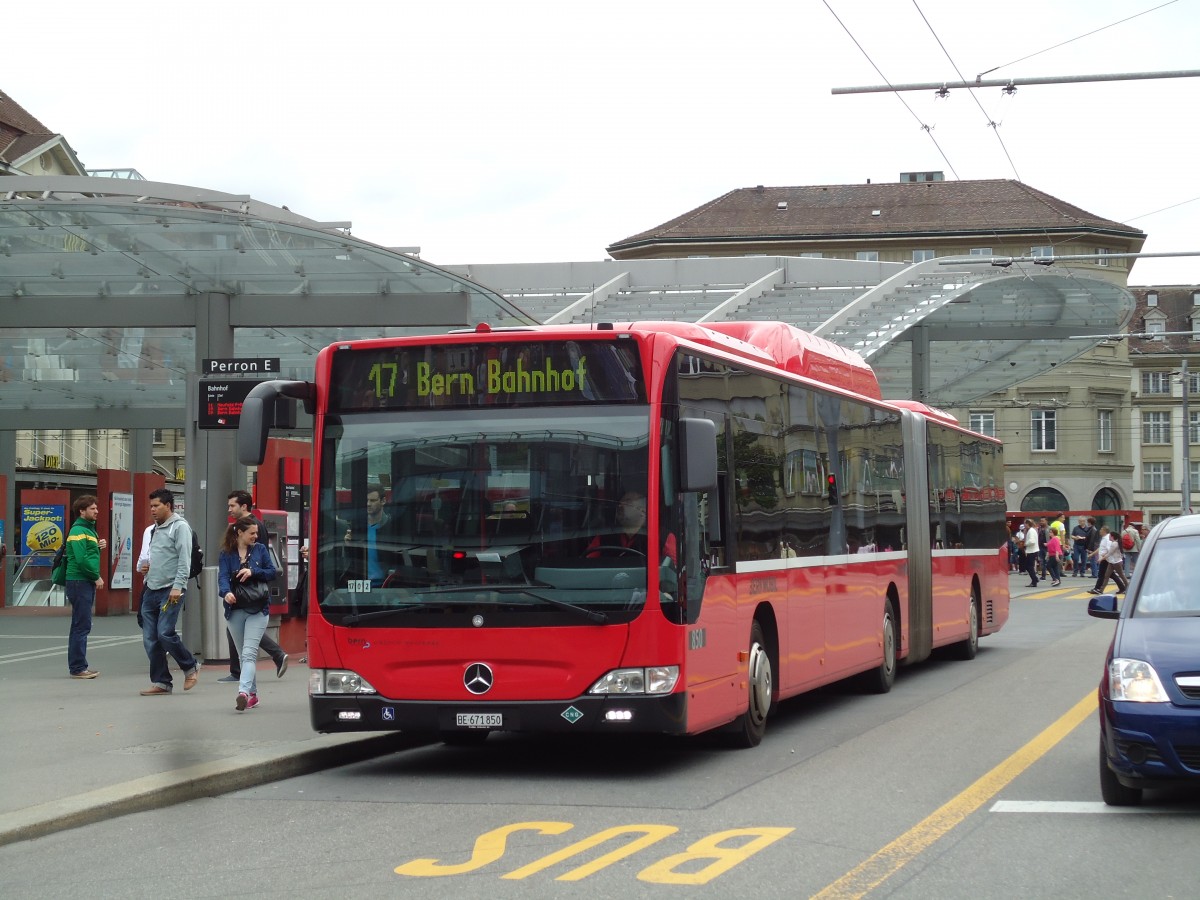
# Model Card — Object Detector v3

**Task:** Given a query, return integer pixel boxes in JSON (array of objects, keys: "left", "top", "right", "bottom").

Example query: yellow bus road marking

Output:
[{"left": 812, "top": 691, "right": 1096, "bottom": 899}]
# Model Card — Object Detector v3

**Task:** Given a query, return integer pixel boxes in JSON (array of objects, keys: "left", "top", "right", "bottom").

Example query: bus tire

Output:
[
  {"left": 728, "top": 621, "right": 772, "bottom": 748},
  {"left": 860, "top": 600, "right": 897, "bottom": 694},
  {"left": 952, "top": 591, "right": 980, "bottom": 661}
]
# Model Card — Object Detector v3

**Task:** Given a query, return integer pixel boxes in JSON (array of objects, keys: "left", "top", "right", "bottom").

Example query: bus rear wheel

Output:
[{"left": 728, "top": 621, "right": 772, "bottom": 748}]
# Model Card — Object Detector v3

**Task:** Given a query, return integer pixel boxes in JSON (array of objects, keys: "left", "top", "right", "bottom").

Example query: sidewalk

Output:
[{"left": 0, "top": 608, "right": 417, "bottom": 848}]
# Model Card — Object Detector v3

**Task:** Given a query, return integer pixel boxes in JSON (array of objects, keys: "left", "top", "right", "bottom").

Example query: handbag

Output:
[{"left": 232, "top": 578, "right": 270, "bottom": 612}]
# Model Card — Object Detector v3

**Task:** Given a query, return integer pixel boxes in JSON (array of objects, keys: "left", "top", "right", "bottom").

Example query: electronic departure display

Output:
[{"left": 328, "top": 340, "right": 646, "bottom": 411}]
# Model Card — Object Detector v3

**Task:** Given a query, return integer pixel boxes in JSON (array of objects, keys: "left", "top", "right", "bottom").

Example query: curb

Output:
[{"left": 0, "top": 732, "right": 421, "bottom": 848}]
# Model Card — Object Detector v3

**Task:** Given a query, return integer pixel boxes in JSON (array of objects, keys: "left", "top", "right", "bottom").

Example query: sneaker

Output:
[
  {"left": 236, "top": 692, "right": 248, "bottom": 712},
  {"left": 1051, "top": 581, "right": 1061, "bottom": 586},
  {"left": 140, "top": 685, "right": 171, "bottom": 695},
  {"left": 276, "top": 654, "right": 289, "bottom": 678},
  {"left": 70, "top": 670, "right": 99, "bottom": 679},
  {"left": 217, "top": 674, "right": 239, "bottom": 683},
  {"left": 184, "top": 667, "right": 200, "bottom": 691},
  {"left": 1088, "top": 589, "right": 1101, "bottom": 595},
  {"left": 246, "top": 693, "right": 260, "bottom": 710}
]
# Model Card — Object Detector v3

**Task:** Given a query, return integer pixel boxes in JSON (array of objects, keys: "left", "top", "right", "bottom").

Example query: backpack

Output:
[
  {"left": 50, "top": 543, "right": 67, "bottom": 586},
  {"left": 189, "top": 528, "right": 204, "bottom": 582},
  {"left": 1121, "top": 530, "right": 1135, "bottom": 551}
]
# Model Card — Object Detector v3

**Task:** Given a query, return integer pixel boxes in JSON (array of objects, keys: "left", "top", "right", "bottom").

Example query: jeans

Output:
[
  {"left": 1072, "top": 544, "right": 1087, "bottom": 575},
  {"left": 1124, "top": 550, "right": 1138, "bottom": 577},
  {"left": 226, "top": 627, "right": 284, "bottom": 676},
  {"left": 1023, "top": 553, "right": 1039, "bottom": 586},
  {"left": 66, "top": 580, "right": 95, "bottom": 674},
  {"left": 227, "top": 608, "right": 269, "bottom": 696},
  {"left": 141, "top": 586, "right": 198, "bottom": 690}
]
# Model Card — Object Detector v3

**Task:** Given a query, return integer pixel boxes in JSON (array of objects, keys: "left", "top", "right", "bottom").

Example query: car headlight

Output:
[
  {"left": 311, "top": 669, "right": 378, "bottom": 695},
  {"left": 1109, "top": 658, "right": 1169, "bottom": 702},
  {"left": 589, "top": 666, "right": 679, "bottom": 695}
]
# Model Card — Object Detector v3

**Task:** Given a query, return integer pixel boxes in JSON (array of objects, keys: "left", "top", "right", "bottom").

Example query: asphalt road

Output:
[{"left": 4, "top": 585, "right": 1198, "bottom": 899}]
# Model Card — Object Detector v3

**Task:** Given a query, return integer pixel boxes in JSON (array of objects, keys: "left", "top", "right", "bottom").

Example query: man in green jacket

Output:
[{"left": 66, "top": 494, "right": 107, "bottom": 679}]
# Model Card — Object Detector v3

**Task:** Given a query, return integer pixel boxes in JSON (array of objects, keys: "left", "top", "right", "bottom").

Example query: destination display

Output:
[{"left": 329, "top": 341, "right": 646, "bottom": 411}]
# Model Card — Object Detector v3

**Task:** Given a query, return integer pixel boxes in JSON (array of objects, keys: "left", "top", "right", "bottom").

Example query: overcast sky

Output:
[{"left": 7, "top": 0, "right": 1198, "bottom": 284}]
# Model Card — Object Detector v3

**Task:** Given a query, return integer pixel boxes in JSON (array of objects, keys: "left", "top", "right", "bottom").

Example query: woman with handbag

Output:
[{"left": 218, "top": 516, "right": 278, "bottom": 712}]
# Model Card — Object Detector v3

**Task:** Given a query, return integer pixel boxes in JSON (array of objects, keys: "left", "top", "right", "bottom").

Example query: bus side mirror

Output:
[
  {"left": 679, "top": 417, "right": 718, "bottom": 493},
  {"left": 237, "top": 380, "right": 315, "bottom": 466}
]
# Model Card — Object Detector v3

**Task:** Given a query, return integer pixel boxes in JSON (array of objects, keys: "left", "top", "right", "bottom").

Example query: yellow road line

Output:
[{"left": 812, "top": 691, "right": 1096, "bottom": 899}]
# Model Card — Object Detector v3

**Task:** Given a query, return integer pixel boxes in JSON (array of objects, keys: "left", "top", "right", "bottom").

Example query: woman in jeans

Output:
[{"left": 218, "top": 516, "right": 277, "bottom": 711}]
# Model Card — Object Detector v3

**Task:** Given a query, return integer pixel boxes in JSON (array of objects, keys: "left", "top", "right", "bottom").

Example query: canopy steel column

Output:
[
  {"left": 912, "top": 325, "right": 931, "bottom": 403},
  {"left": 183, "top": 291, "right": 236, "bottom": 652}
]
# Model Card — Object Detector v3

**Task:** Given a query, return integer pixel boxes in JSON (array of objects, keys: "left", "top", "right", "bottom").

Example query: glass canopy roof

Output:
[{"left": 0, "top": 177, "right": 535, "bottom": 412}]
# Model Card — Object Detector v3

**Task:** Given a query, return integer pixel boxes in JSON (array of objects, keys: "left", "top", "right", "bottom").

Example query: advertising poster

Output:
[
  {"left": 22, "top": 505, "right": 66, "bottom": 566},
  {"left": 110, "top": 492, "right": 134, "bottom": 589}
]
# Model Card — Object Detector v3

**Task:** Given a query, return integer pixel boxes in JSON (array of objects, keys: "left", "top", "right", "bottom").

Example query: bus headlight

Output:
[
  {"left": 589, "top": 666, "right": 679, "bottom": 696},
  {"left": 311, "top": 669, "right": 378, "bottom": 695}
]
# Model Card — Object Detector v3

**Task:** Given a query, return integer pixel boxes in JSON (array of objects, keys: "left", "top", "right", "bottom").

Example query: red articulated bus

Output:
[{"left": 239, "top": 320, "right": 1009, "bottom": 747}]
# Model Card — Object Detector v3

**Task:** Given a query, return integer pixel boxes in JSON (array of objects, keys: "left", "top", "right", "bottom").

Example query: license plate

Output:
[{"left": 456, "top": 713, "right": 502, "bottom": 728}]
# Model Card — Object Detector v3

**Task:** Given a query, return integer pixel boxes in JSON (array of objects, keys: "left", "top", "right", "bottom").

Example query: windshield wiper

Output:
[
  {"left": 340, "top": 603, "right": 424, "bottom": 625},
  {"left": 420, "top": 584, "right": 609, "bottom": 624}
]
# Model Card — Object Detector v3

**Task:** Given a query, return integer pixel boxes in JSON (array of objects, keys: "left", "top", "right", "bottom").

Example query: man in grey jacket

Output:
[{"left": 138, "top": 488, "right": 201, "bottom": 695}]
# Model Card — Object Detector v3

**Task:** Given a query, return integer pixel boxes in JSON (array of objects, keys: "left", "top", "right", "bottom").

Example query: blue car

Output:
[{"left": 1089, "top": 515, "right": 1200, "bottom": 805}]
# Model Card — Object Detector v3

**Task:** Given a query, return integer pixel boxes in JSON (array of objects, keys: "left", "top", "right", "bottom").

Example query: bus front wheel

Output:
[
  {"left": 727, "top": 621, "right": 772, "bottom": 748},
  {"left": 860, "top": 601, "right": 897, "bottom": 694}
]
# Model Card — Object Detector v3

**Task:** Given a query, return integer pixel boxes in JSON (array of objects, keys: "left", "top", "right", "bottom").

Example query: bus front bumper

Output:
[{"left": 310, "top": 692, "right": 688, "bottom": 736}]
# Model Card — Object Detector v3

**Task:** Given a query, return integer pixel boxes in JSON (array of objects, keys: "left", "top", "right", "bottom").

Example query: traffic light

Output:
[{"left": 827, "top": 473, "right": 839, "bottom": 505}]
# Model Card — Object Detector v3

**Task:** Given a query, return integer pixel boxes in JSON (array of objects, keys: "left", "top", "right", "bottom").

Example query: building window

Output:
[
  {"left": 1191, "top": 411, "right": 1200, "bottom": 445},
  {"left": 1146, "top": 291, "right": 1158, "bottom": 307},
  {"left": 1031, "top": 409, "right": 1056, "bottom": 451},
  {"left": 1031, "top": 246, "right": 1054, "bottom": 259},
  {"left": 969, "top": 247, "right": 992, "bottom": 256},
  {"left": 1192, "top": 461, "right": 1200, "bottom": 493},
  {"left": 912, "top": 249, "right": 935, "bottom": 263},
  {"left": 1142, "top": 371, "right": 1171, "bottom": 394},
  {"left": 1142, "top": 411, "right": 1172, "bottom": 445},
  {"left": 1144, "top": 462, "right": 1172, "bottom": 491},
  {"left": 1098, "top": 409, "right": 1113, "bottom": 453},
  {"left": 969, "top": 411, "right": 995, "bottom": 437},
  {"left": 1095, "top": 247, "right": 1111, "bottom": 266},
  {"left": 153, "top": 429, "right": 165, "bottom": 445},
  {"left": 1190, "top": 372, "right": 1200, "bottom": 396},
  {"left": 1194, "top": 291, "right": 1200, "bottom": 306},
  {"left": 1145, "top": 319, "right": 1165, "bottom": 339},
  {"left": 800, "top": 252, "right": 823, "bottom": 258},
  {"left": 856, "top": 251, "right": 879, "bottom": 262}
]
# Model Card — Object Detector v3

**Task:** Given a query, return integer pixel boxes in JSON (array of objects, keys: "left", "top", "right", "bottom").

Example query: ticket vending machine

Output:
[{"left": 256, "top": 509, "right": 289, "bottom": 615}]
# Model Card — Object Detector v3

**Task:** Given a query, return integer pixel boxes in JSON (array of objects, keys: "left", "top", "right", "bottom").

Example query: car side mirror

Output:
[{"left": 1087, "top": 594, "right": 1120, "bottom": 619}]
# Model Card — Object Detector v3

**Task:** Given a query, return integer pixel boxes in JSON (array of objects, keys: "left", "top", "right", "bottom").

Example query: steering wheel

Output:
[{"left": 588, "top": 545, "right": 646, "bottom": 559}]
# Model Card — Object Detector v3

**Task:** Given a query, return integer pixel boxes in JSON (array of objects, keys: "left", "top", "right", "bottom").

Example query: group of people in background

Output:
[
  {"left": 65, "top": 486, "right": 286, "bottom": 715},
  {"left": 1008, "top": 513, "right": 1150, "bottom": 595}
]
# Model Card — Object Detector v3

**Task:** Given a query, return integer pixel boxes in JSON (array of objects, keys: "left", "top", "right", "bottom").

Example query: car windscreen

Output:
[{"left": 1132, "top": 535, "right": 1200, "bottom": 616}]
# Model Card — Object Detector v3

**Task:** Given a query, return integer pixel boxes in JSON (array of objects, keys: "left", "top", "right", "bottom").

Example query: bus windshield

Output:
[{"left": 317, "top": 406, "right": 658, "bottom": 627}]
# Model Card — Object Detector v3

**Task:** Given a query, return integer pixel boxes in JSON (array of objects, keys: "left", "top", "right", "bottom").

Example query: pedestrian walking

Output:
[
  {"left": 1037, "top": 517, "right": 1050, "bottom": 578},
  {"left": 218, "top": 490, "right": 288, "bottom": 683},
  {"left": 1022, "top": 518, "right": 1040, "bottom": 587},
  {"left": 64, "top": 495, "right": 106, "bottom": 679},
  {"left": 138, "top": 488, "right": 201, "bottom": 695},
  {"left": 1070, "top": 518, "right": 1089, "bottom": 577},
  {"left": 1046, "top": 529, "right": 1063, "bottom": 586},
  {"left": 1084, "top": 517, "right": 1101, "bottom": 579},
  {"left": 1090, "top": 526, "right": 1129, "bottom": 595},
  {"left": 218, "top": 515, "right": 278, "bottom": 712},
  {"left": 1121, "top": 520, "right": 1142, "bottom": 578}
]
